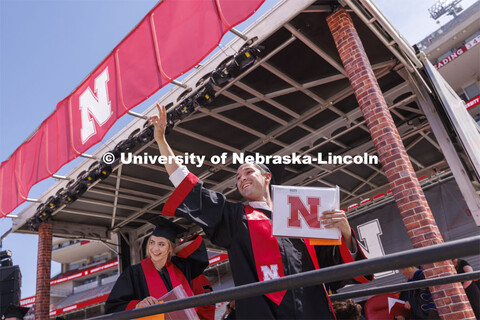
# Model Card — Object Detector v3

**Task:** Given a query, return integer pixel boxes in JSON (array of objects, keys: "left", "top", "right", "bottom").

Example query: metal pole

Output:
[
  {"left": 127, "top": 111, "right": 148, "bottom": 119},
  {"left": 171, "top": 80, "right": 187, "bottom": 88},
  {"left": 229, "top": 28, "right": 248, "bottom": 41},
  {"left": 331, "top": 271, "right": 480, "bottom": 300},
  {"left": 90, "top": 236, "right": 480, "bottom": 320}
]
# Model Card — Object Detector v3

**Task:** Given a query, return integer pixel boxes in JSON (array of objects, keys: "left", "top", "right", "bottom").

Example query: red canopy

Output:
[{"left": 0, "top": 0, "right": 265, "bottom": 217}]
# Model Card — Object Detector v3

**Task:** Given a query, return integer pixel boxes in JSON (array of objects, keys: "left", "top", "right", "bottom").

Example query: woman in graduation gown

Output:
[{"left": 105, "top": 216, "right": 209, "bottom": 313}]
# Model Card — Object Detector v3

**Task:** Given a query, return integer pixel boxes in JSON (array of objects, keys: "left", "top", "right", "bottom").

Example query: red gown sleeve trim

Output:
[
  {"left": 338, "top": 229, "right": 372, "bottom": 283},
  {"left": 176, "top": 235, "right": 203, "bottom": 259},
  {"left": 126, "top": 300, "right": 140, "bottom": 310},
  {"left": 164, "top": 173, "right": 199, "bottom": 216}
]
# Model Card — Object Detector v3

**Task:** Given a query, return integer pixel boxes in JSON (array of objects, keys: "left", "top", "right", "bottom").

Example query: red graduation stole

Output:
[
  {"left": 245, "top": 206, "right": 320, "bottom": 306},
  {"left": 245, "top": 206, "right": 286, "bottom": 305},
  {"left": 140, "top": 257, "right": 194, "bottom": 299}
]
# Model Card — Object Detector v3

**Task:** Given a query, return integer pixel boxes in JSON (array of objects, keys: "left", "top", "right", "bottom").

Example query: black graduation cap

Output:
[
  {"left": 243, "top": 151, "right": 285, "bottom": 185},
  {"left": 2, "top": 305, "right": 29, "bottom": 319},
  {"left": 148, "top": 214, "right": 187, "bottom": 243}
]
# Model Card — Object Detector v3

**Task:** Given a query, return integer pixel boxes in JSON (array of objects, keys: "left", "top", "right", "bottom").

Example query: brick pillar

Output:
[
  {"left": 327, "top": 9, "right": 474, "bottom": 319},
  {"left": 35, "top": 222, "right": 53, "bottom": 320}
]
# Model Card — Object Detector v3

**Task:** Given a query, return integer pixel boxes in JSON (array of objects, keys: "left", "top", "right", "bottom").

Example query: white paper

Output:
[
  {"left": 388, "top": 297, "right": 406, "bottom": 314},
  {"left": 272, "top": 185, "right": 341, "bottom": 240},
  {"left": 158, "top": 285, "right": 199, "bottom": 320}
]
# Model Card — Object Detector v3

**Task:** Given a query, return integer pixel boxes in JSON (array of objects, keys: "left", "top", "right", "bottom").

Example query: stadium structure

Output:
[{"left": 0, "top": 0, "right": 479, "bottom": 319}]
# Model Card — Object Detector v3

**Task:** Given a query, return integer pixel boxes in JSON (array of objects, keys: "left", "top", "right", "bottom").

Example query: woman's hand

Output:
[{"left": 136, "top": 296, "right": 158, "bottom": 308}]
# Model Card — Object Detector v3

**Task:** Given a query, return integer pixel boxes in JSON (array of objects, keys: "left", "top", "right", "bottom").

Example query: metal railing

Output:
[
  {"left": 91, "top": 236, "right": 480, "bottom": 320},
  {"left": 331, "top": 271, "right": 480, "bottom": 300}
]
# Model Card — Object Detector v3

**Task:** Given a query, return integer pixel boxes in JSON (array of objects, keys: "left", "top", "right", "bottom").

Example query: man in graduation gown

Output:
[
  {"left": 105, "top": 216, "right": 208, "bottom": 314},
  {"left": 149, "top": 105, "right": 373, "bottom": 319}
]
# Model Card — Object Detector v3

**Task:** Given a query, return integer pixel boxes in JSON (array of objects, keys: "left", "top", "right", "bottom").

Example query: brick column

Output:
[
  {"left": 327, "top": 9, "right": 474, "bottom": 319},
  {"left": 35, "top": 222, "right": 53, "bottom": 320}
]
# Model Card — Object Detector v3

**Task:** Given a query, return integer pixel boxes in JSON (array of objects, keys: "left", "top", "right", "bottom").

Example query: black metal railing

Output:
[
  {"left": 91, "top": 236, "right": 480, "bottom": 320},
  {"left": 331, "top": 270, "right": 480, "bottom": 300}
]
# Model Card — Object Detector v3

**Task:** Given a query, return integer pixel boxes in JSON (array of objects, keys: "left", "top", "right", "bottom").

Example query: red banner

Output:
[{"left": 0, "top": 0, "right": 265, "bottom": 217}]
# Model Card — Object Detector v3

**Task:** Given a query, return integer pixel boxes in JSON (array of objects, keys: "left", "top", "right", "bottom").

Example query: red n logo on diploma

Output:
[
  {"left": 287, "top": 196, "right": 321, "bottom": 228},
  {"left": 273, "top": 186, "right": 339, "bottom": 241}
]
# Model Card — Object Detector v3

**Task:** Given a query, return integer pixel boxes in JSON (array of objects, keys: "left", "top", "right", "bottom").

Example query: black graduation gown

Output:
[
  {"left": 455, "top": 259, "right": 480, "bottom": 318},
  {"left": 105, "top": 235, "right": 208, "bottom": 314},
  {"left": 163, "top": 173, "right": 372, "bottom": 319}
]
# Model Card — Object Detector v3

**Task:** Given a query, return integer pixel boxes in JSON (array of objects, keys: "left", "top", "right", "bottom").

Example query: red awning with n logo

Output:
[{"left": 0, "top": 0, "right": 265, "bottom": 217}]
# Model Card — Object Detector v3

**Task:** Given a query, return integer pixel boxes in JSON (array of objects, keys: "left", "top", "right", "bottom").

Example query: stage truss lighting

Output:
[
  {"left": 210, "top": 56, "right": 236, "bottom": 87},
  {"left": 62, "top": 180, "right": 88, "bottom": 205},
  {"left": 135, "top": 125, "right": 154, "bottom": 144},
  {"left": 165, "top": 113, "right": 175, "bottom": 135},
  {"left": 194, "top": 83, "right": 215, "bottom": 105},
  {"left": 174, "top": 98, "right": 195, "bottom": 120},
  {"left": 234, "top": 45, "right": 264, "bottom": 69}
]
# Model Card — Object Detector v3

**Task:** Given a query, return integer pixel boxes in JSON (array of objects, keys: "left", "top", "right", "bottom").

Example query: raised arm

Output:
[
  {"left": 149, "top": 105, "right": 240, "bottom": 248},
  {"left": 149, "top": 104, "right": 180, "bottom": 176},
  {"left": 173, "top": 234, "right": 209, "bottom": 280}
]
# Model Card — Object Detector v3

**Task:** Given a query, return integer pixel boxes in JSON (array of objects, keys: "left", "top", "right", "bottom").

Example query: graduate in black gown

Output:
[
  {"left": 105, "top": 216, "right": 208, "bottom": 314},
  {"left": 149, "top": 104, "right": 373, "bottom": 319}
]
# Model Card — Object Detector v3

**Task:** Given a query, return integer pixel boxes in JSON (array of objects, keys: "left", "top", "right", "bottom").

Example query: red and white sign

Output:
[
  {"left": 271, "top": 185, "right": 341, "bottom": 240},
  {"left": 20, "top": 296, "right": 35, "bottom": 307},
  {"left": 435, "top": 34, "right": 480, "bottom": 69},
  {"left": 0, "top": 0, "right": 266, "bottom": 217},
  {"left": 466, "top": 94, "right": 480, "bottom": 110}
]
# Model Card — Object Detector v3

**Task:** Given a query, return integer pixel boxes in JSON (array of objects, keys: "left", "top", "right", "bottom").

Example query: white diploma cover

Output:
[{"left": 272, "top": 185, "right": 341, "bottom": 245}]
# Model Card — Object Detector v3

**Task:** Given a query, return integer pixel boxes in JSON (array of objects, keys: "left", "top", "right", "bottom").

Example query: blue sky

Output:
[{"left": 0, "top": 0, "right": 477, "bottom": 300}]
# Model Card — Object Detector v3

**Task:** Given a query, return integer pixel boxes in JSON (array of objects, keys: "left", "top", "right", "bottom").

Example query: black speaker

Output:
[{"left": 0, "top": 265, "right": 21, "bottom": 316}]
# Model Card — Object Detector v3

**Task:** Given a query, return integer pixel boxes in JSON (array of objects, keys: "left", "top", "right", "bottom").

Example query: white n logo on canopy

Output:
[{"left": 79, "top": 68, "right": 112, "bottom": 144}]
